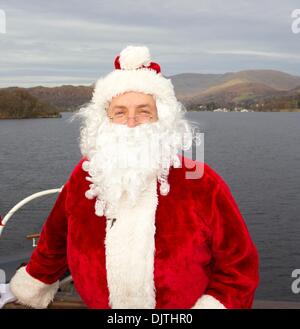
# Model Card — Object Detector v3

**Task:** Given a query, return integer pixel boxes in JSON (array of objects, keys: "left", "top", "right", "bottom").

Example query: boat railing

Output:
[
  {"left": 0, "top": 187, "right": 63, "bottom": 236},
  {"left": 0, "top": 186, "right": 73, "bottom": 289}
]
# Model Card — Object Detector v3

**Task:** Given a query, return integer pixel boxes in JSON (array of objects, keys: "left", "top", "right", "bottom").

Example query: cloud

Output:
[
  {"left": 205, "top": 49, "right": 300, "bottom": 60},
  {"left": 1, "top": 0, "right": 300, "bottom": 87}
]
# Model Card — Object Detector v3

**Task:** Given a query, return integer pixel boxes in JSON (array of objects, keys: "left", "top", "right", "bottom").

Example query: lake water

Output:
[{"left": 0, "top": 111, "right": 300, "bottom": 302}]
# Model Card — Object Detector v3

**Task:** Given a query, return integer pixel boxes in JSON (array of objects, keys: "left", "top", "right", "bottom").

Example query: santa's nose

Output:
[{"left": 126, "top": 117, "right": 138, "bottom": 128}]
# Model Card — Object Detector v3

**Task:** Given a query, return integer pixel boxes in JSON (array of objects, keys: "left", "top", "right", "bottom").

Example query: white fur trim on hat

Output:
[
  {"left": 9, "top": 266, "right": 59, "bottom": 309},
  {"left": 92, "top": 69, "right": 176, "bottom": 110},
  {"left": 191, "top": 294, "right": 227, "bottom": 309},
  {"left": 119, "top": 45, "right": 151, "bottom": 70}
]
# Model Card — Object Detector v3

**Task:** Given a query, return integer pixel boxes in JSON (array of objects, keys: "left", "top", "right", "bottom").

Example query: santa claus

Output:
[{"left": 7, "top": 45, "right": 259, "bottom": 309}]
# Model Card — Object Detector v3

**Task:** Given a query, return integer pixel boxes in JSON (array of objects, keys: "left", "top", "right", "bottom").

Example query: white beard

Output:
[{"left": 81, "top": 118, "right": 187, "bottom": 218}]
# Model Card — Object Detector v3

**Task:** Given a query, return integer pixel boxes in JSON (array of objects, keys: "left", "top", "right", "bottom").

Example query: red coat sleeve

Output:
[
  {"left": 204, "top": 178, "right": 260, "bottom": 309},
  {"left": 25, "top": 179, "right": 70, "bottom": 284},
  {"left": 9, "top": 159, "right": 86, "bottom": 308}
]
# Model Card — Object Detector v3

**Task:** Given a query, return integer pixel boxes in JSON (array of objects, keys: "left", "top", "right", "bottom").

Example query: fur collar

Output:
[{"left": 104, "top": 177, "right": 158, "bottom": 308}]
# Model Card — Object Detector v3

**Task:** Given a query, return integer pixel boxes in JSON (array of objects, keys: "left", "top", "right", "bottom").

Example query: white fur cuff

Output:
[
  {"left": 9, "top": 266, "right": 59, "bottom": 309},
  {"left": 191, "top": 294, "right": 227, "bottom": 309}
]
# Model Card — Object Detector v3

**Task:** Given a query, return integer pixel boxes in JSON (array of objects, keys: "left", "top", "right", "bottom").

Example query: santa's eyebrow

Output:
[
  {"left": 136, "top": 104, "right": 150, "bottom": 108},
  {"left": 112, "top": 104, "right": 151, "bottom": 110},
  {"left": 112, "top": 105, "right": 127, "bottom": 110}
]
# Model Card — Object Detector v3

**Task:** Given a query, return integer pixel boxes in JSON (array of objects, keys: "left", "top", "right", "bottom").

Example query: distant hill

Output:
[
  {"left": 170, "top": 73, "right": 226, "bottom": 97},
  {"left": 287, "top": 85, "right": 300, "bottom": 95},
  {"left": 0, "top": 88, "right": 61, "bottom": 119},
  {"left": 172, "top": 70, "right": 300, "bottom": 95},
  {"left": 1, "top": 69, "right": 300, "bottom": 112},
  {"left": 178, "top": 78, "right": 278, "bottom": 105},
  {"left": 27, "top": 85, "right": 93, "bottom": 110},
  {"left": 170, "top": 70, "right": 300, "bottom": 110}
]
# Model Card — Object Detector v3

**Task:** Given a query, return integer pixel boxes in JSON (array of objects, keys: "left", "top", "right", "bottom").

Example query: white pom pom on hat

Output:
[
  {"left": 118, "top": 45, "right": 151, "bottom": 70},
  {"left": 114, "top": 45, "right": 161, "bottom": 73}
]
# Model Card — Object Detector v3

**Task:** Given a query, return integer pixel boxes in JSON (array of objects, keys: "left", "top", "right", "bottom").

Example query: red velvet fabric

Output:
[{"left": 26, "top": 156, "right": 259, "bottom": 309}]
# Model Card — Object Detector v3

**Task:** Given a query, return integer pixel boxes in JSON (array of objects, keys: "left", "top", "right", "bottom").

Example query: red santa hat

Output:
[
  {"left": 75, "top": 45, "right": 191, "bottom": 159},
  {"left": 91, "top": 45, "right": 179, "bottom": 119}
]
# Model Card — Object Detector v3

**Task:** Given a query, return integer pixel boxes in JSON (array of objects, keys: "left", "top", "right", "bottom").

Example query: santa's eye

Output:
[
  {"left": 137, "top": 109, "right": 150, "bottom": 115},
  {"left": 115, "top": 111, "right": 125, "bottom": 116}
]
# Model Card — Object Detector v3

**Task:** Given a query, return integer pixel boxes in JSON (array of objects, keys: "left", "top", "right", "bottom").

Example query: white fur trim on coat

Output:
[
  {"left": 191, "top": 294, "right": 227, "bottom": 309},
  {"left": 104, "top": 177, "right": 158, "bottom": 309},
  {"left": 9, "top": 266, "right": 59, "bottom": 309}
]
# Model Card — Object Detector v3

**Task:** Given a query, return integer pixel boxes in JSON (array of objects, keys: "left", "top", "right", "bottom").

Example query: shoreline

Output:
[
  {"left": 188, "top": 109, "right": 300, "bottom": 113},
  {"left": 0, "top": 114, "right": 62, "bottom": 120},
  {"left": 1, "top": 110, "right": 300, "bottom": 120}
]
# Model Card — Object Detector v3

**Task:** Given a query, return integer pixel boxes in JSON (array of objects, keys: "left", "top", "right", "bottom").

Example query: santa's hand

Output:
[{"left": 0, "top": 283, "right": 17, "bottom": 308}]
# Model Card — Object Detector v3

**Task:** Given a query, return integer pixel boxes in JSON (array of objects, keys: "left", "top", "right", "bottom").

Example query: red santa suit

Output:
[
  {"left": 10, "top": 155, "right": 259, "bottom": 309},
  {"left": 9, "top": 45, "right": 259, "bottom": 309}
]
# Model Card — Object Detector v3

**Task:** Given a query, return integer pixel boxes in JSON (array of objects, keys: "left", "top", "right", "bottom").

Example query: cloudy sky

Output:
[{"left": 0, "top": 0, "right": 300, "bottom": 87}]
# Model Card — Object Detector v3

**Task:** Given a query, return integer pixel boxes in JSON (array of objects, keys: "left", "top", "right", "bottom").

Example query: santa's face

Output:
[
  {"left": 81, "top": 91, "right": 190, "bottom": 218},
  {"left": 106, "top": 91, "right": 158, "bottom": 127}
]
